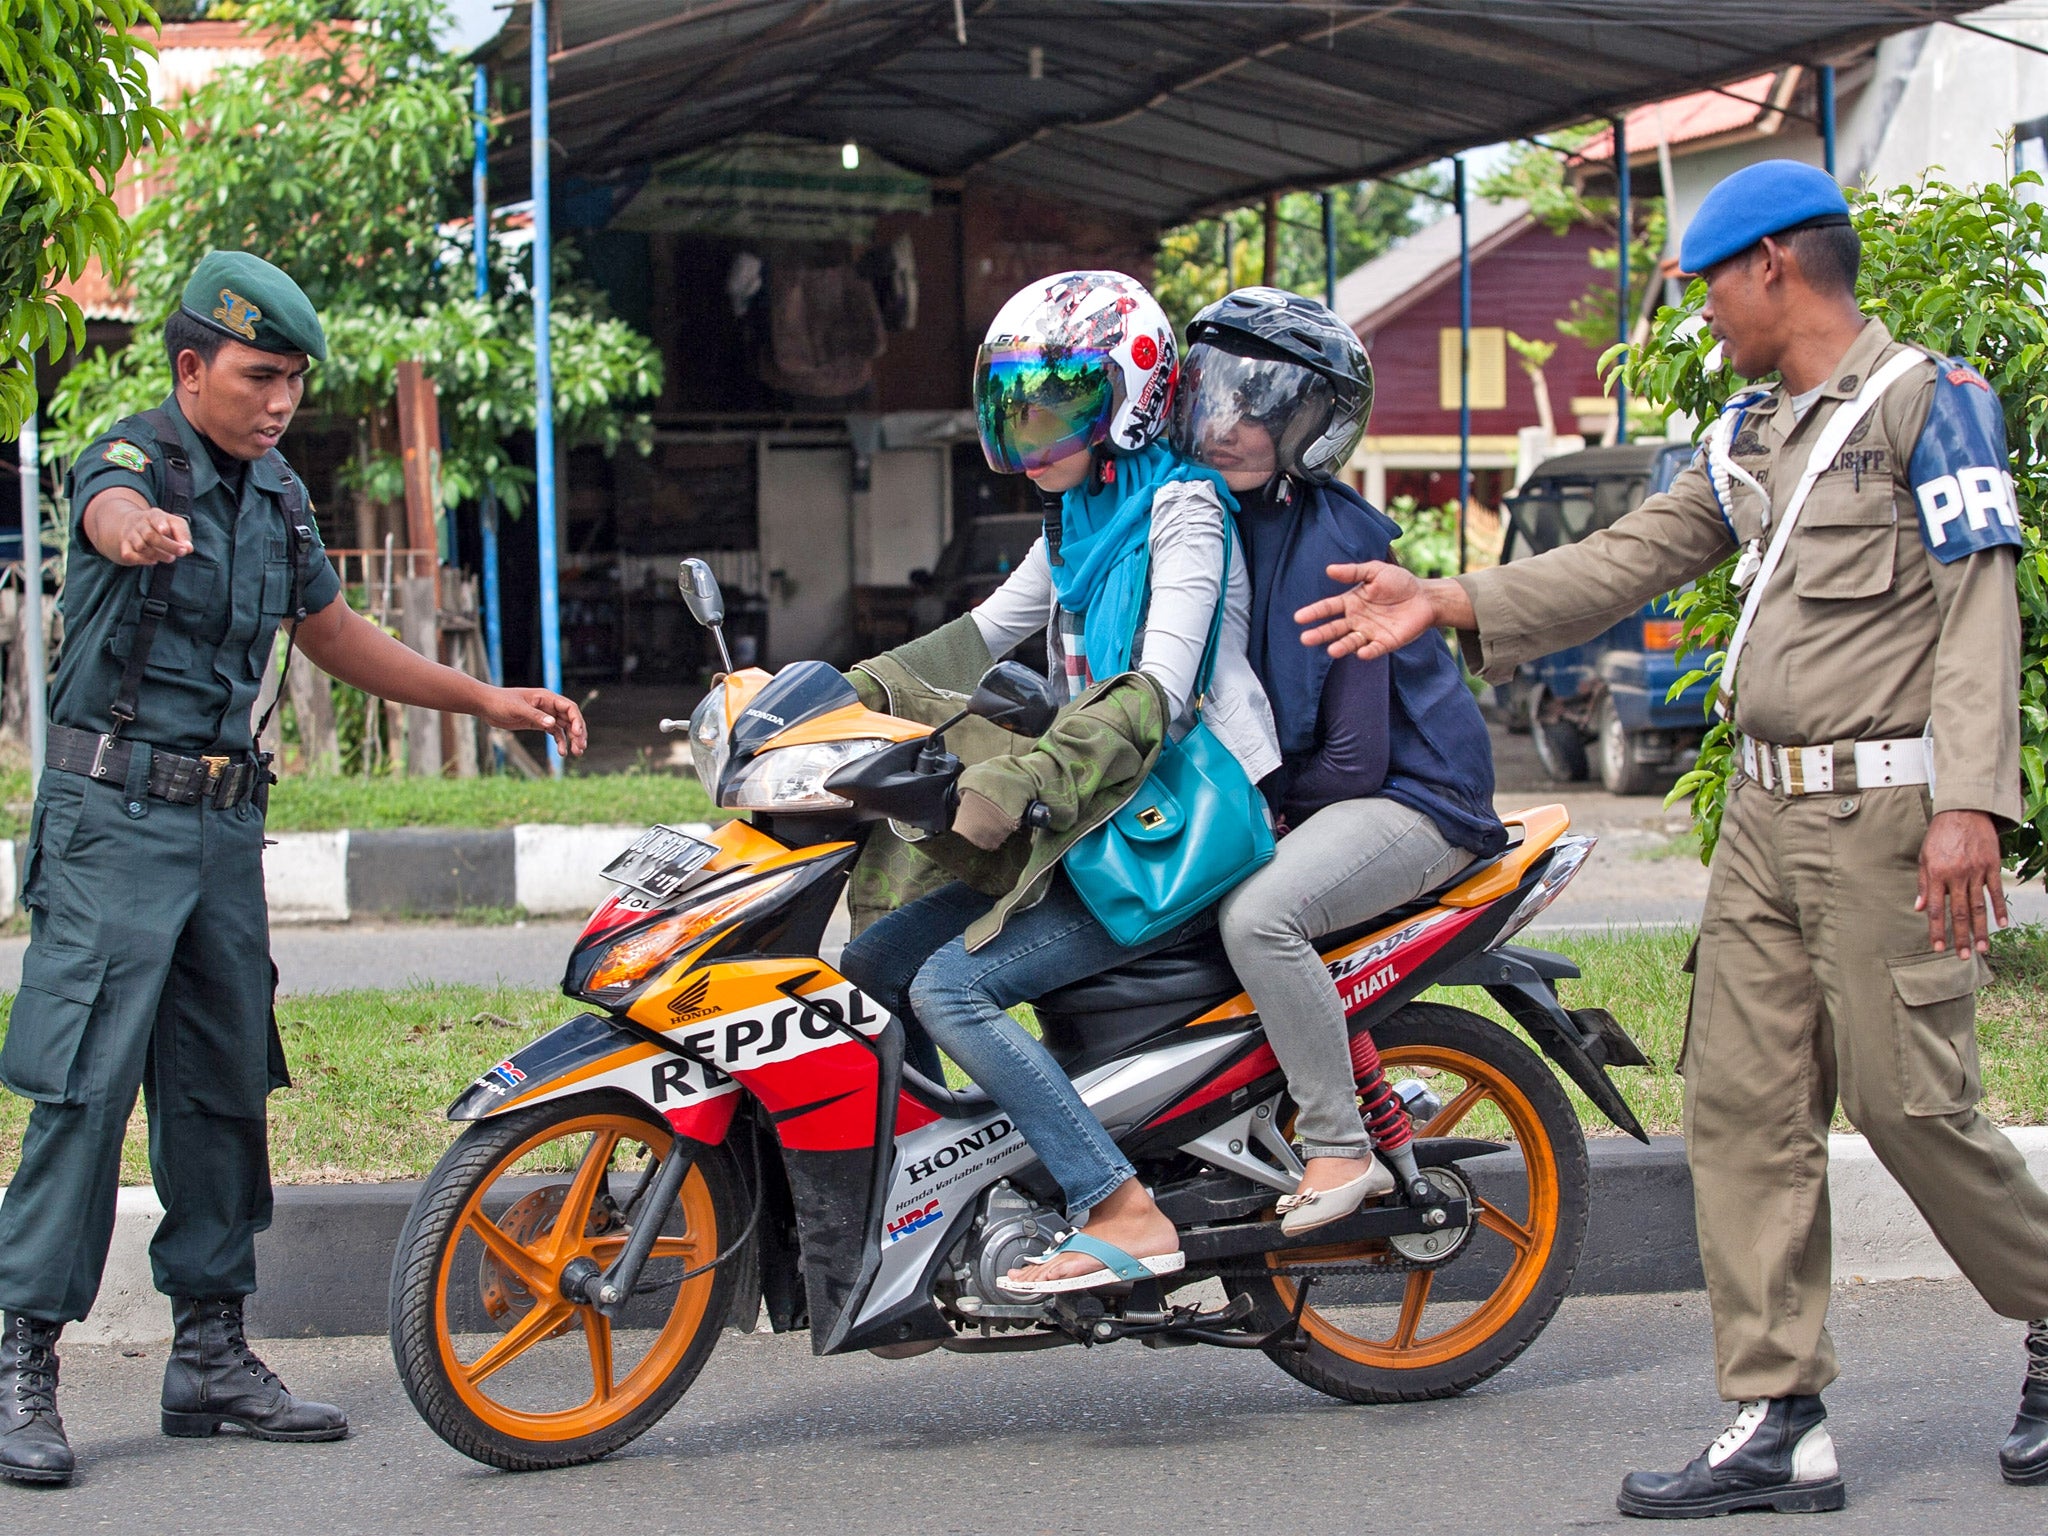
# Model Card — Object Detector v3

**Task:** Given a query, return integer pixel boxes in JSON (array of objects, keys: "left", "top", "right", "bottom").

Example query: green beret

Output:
[{"left": 178, "top": 251, "right": 327, "bottom": 362}]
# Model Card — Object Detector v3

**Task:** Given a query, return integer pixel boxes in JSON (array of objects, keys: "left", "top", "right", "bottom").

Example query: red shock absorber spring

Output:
[{"left": 1348, "top": 1028, "right": 1414, "bottom": 1151}]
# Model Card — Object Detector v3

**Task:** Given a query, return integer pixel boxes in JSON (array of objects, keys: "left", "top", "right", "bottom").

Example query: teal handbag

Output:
[{"left": 1064, "top": 542, "right": 1276, "bottom": 947}]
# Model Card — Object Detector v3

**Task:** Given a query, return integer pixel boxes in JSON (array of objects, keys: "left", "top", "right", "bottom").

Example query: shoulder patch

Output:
[
  {"left": 1909, "top": 358, "right": 2021, "bottom": 564},
  {"left": 101, "top": 441, "right": 151, "bottom": 474}
]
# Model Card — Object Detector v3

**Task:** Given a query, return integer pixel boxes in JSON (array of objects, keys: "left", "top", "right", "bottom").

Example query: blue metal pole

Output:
[
  {"left": 530, "top": 0, "right": 563, "bottom": 772},
  {"left": 1456, "top": 156, "right": 1470, "bottom": 574},
  {"left": 1614, "top": 114, "right": 1629, "bottom": 445},
  {"left": 473, "top": 64, "right": 504, "bottom": 691},
  {"left": 1322, "top": 189, "right": 1337, "bottom": 308},
  {"left": 1820, "top": 65, "right": 1837, "bottom": 178}
]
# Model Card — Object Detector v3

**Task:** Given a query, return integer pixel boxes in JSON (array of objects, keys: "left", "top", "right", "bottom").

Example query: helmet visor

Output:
[
  {"left": 1172, "top": 344, "right": 1332, "bottom": 480},
  {"left": 974, "top": 341, "right": 1115, "bottom": 473}
]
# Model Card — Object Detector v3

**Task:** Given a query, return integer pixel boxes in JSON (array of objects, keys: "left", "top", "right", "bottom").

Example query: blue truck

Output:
[{"left": 1497, "top": 441, "right": 1712, "bottom": 796}]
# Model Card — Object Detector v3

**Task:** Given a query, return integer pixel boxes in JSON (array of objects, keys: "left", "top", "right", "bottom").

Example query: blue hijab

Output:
[{"left": 1043, "top": 443, "right": 1235, "bottom": 680}]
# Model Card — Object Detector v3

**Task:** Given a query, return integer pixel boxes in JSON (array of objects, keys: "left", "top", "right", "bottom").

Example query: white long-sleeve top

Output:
[{"left": 970, "top": 479, "right": 1282, "bottom": 784}]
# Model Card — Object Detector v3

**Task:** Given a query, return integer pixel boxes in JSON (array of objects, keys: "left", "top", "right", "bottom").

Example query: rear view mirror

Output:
[
  {"left": 679, "top": 558, "right": 726, "bottom": 627},
  {"left": 966, "top": 661, "right": 1059, "bottom": 737}
]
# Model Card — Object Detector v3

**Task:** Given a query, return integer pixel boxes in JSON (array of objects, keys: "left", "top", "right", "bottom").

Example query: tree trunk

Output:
[
  {"left": 286, "top": 649, "right": 341, "bottom": 775},
  {"left": 397, "top": 574, "right": 442, "bottom": 776}
]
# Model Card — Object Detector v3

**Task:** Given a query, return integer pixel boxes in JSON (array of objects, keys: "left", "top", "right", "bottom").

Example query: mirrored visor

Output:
[
  {"left": 974, "top": 342, "right": 1115, "bottom": 473},
  {"left": 1171, "top": 344, "right": 1331, "bottom": 479}
]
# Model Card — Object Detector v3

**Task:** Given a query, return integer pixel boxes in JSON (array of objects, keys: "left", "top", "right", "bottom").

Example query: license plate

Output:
[{"left": 599, "top": 825, "right": 719, "bottom": 904}]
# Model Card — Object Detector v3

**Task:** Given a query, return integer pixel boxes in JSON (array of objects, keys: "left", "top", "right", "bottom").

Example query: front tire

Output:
[
  {"left": 1232, "top": 1003, "right": 1589, "bottom": 1403},
  {"left": 389, "top": 1090, "right": 745, "bottom": 1470}
]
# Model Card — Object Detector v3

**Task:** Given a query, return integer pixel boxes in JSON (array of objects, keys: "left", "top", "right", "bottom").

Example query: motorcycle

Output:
[{"left": 388, "top": 559, "right": 1651, "bottom": 1471}]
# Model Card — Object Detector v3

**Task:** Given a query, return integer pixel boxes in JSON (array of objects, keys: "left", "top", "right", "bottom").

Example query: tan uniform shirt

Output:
[{"left": 1454, "top": 318, "right": 2022, "bottom": 823}]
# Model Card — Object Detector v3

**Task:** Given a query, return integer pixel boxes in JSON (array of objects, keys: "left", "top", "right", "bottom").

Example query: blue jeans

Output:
[
  {"left": 908, "top": 873, "right": 1209, "bottom": 1219},
  {"left": 840, "top": 880, "right": 996, "bottom": 1081}
]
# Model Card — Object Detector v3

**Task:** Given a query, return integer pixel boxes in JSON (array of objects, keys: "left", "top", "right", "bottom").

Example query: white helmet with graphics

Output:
[{"left": 973, "top": 271, "right": 1177, "bottom": 473}]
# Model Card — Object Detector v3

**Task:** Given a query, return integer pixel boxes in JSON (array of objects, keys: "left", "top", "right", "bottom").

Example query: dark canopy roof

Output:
[{"left": 484, "top": 1, "right": 1986, "bottom": 227}]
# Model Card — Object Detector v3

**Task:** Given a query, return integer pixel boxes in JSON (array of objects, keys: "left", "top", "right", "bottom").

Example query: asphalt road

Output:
[{"left": 14, "top": 1279, "right": 2044, "bottom": 1535}]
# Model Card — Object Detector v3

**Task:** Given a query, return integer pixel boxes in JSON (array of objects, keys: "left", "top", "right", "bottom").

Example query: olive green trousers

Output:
[
  {"left": 1685, "top": 781, "right": 2048, "bottom": 1401},
  {"left": 0, "top": 769, "right": 284, "bottom": 1323}
]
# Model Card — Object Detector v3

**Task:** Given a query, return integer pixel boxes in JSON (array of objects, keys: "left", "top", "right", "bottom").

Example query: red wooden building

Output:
[{"left": 1336, "top": 198, "right": 1618, "bottom": 514}]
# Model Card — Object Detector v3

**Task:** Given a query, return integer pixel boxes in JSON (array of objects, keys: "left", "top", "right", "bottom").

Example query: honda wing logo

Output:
[{"left": 665, "top": 974, "right": 716, "bottom": 1022}]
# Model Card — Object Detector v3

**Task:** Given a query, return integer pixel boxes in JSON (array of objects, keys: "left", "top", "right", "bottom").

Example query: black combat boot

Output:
[
  {"left": 1617, "top": 1396, "right": 1845, "bottom": 1518},
  {"left": 0, "top": 1313, "right": 72, "bottom": 1484},
  {"left": 160, "top": 1296, "right": 347, "bottom": 1442},
  {"left": 2000, "top": 1319, "right": 2048, "bottom": 1484}
]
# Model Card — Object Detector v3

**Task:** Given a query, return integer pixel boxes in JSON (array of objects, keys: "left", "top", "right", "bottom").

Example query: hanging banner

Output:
[{"left": 610, "top": 134, "right": 930, "bottom": 242}]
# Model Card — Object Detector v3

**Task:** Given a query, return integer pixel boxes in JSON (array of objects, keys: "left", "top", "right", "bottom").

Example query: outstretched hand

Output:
[
  {"left": 1295, "top": 562, "right": 1455, "bottom": 660},
  {"left": 482, "top": 688, "right": 588, "bottom": 757}
]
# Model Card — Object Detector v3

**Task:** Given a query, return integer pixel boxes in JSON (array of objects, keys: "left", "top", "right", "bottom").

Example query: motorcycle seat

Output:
[{"left": 1029, "top": 836, "right": 1529, "bottom": 1076}]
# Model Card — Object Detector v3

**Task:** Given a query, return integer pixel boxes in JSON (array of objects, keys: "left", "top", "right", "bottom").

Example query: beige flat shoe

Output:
[{"left": 1276, "top": 1155, "right": 1396, "bottom": 1235}]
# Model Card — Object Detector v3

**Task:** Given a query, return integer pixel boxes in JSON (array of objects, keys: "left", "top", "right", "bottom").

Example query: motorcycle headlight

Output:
[
  {"left": 689, "top": 688, "right": 731, "bottom": 797},
  {"left": 586, "top": 872, "right": 796, "bottom": 993},
  {"left": 722, "top": 739, "right": 889, "bottom": 812},
  {"left": 1493, "top": 834, "right": 1597, "bottom": 944}
]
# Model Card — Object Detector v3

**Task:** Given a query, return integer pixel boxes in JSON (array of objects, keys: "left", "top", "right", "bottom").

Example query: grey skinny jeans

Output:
[{"left": 1217, "top": 797, "right": 1473, "bottom": 1159}]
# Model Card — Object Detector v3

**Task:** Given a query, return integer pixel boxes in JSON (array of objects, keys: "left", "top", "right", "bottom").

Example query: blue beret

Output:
[{"left": 1679, "top": 159, "right": 1851, "bottom": 275}]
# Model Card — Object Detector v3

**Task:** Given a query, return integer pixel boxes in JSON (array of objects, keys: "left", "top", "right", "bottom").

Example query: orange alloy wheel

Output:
[
  {"left": 1243, "top": 1002, "right": 1590, "bottom": 1403},
  {"left": 431, "top": 1109, "right": 722, "bottom": 1443}
]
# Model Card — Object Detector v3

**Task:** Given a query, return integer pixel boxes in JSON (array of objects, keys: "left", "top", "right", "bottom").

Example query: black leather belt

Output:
[{"left": 45, "top": 724, "right": 268, "bottom": 809}]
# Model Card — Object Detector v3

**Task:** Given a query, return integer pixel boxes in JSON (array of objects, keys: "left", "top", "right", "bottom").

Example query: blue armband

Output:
[{"left": 1909, "top": 360, "right": 2022, "bottom": 563}]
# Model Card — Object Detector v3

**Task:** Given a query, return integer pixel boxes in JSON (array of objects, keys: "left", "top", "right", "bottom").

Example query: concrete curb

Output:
[
  {"left": 30, "top": 1128, "right": 2048, "bottom": 1343},
  {"left": 260, "top": 821, "right": 714, "bottom": 922}
]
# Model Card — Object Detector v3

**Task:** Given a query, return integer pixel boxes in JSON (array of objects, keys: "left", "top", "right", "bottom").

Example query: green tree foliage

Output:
[
  {"left": 1152, "top": 179, "right": 1442, "bottom": 333},
  {"left": 47, "top": 0, "right": 659, "bottom": 515},
  {"left": 0, "top": 0, "right": 172, "bottom": 435},
  {"left": 1619, "top": 171, "right": 2048, "bottom": 877}
]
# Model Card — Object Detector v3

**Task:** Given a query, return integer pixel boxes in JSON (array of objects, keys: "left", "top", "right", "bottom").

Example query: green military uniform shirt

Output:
[
  {"left": 60, "top": 394, "right": 342, "bottom": 753},
  {"left": 1454, "top": 319, "right": 2022, "bottom": 824}
]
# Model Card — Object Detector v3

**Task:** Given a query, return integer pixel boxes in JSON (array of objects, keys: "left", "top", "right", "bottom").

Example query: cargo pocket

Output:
[
  {"left": 0, "top": 943, "right": 108, "bottom": 1102},
  {"left": 1888, "top": 950, "right": 1987, "bottom": 1115}
]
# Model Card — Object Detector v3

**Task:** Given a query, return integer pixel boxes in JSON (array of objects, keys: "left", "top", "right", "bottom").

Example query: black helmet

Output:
[{"left": 1173, "top": 286, "right": 1374, "bottom": 485}]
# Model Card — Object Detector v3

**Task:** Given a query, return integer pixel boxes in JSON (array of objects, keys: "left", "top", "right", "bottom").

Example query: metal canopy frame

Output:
[
  {"left": 472, "top": 0, "right": 1982, "bottom": 771},
  {"left": 481, "top": 0, "right": 1980, "bottom": 226}
]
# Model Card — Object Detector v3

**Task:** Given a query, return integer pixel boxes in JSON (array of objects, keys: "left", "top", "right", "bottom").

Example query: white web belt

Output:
[{"left": 1739, "top": 734, "right": 1933, "bottom": 797}]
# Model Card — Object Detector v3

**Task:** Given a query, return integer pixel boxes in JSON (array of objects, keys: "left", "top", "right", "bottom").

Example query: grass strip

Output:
[
  {"left": 1, "top": 927, "right": 2045, "bottom": 1184},
  {"left": 0, "top": 767, "right": 719, "bottom": 837}
]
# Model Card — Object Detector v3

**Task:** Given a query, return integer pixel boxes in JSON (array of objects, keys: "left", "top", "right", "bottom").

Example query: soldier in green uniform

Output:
[
  {"left": 1297, "top": 161, "right": 2048, "bottom": 1517},
  {"left": 0, "top": 252, "right": 587, "bottom": 1485}
]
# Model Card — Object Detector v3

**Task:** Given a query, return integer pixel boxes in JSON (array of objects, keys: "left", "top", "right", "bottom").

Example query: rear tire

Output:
[
  {"left": 1528, "top": 684, "right": 1590, "bottom": 783},
  {"left": 1232, "top": 1003, "right": 1589, "bottom": 1403},
  {"left": 1596, "top": 695, "right": 1662, "bottom": 796},
  {"left": 389, "top": 1090, "right": 745, "bottom": 1470}
]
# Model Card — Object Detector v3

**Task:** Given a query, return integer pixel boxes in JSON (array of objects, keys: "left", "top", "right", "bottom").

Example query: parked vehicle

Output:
[
  {"left": 1498, "top": 443, "right": 1710, "bottom": 795},
  {"left": 388, "top": 559, "right": 1651, "bottom": 1471}
]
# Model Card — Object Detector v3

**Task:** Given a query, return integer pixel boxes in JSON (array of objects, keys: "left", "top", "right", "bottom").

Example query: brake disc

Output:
[{"left": 478, "top": 1185, "right": 577, "bottom": 1329}]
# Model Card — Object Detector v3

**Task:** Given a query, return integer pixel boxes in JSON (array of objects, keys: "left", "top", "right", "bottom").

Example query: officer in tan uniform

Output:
[{"left": 1297, "top": 160, "right": 2048, "bottom": 1518}]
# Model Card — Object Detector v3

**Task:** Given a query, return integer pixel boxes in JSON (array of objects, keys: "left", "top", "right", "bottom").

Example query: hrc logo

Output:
[
  {"left": 212, "top": 287, "right": 262, "bottom": 341},
  {"left": 886, "top": 1198, "right": 942, "bottom": 1244}
]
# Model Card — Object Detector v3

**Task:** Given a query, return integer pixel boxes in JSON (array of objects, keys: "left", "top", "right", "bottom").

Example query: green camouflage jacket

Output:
[{"left": 844, "top": 615, "right": 1167, "bottom": 951}]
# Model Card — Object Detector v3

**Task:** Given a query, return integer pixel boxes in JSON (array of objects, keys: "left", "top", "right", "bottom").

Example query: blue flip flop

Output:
[{"left": 1005, "top": 1230, "right": 1186, "bottom": 1295}]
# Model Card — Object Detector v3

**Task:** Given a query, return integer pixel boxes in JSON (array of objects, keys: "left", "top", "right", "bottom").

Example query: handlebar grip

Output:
[{"left": 1024, "top": 801, "right": 1054, "bottom": 830}]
